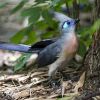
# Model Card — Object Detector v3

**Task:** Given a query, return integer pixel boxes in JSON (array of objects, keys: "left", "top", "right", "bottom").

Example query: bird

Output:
[{"left": 0, "top": 12, "right": 79, "bottom": 79}]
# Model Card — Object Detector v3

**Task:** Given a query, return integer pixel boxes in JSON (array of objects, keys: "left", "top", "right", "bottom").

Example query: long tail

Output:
[
  {"left": 0, "top": 39, "right": 56, "bottom": 53},
  {"left": 0, "top": 42, "right": 38, "bottom": 53}
]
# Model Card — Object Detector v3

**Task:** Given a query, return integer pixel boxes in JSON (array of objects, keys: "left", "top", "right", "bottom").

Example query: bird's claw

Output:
[{"left": 45, "top": 77, "right": 60, "bottom": 89}]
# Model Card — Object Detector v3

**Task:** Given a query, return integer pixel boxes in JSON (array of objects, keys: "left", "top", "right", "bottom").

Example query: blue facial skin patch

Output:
[
  {"left": 62, "top": 20, "right": 75, "bottom": 29},
  {"left": 62, "top": 22, "right": 68, "bottom": 29}
]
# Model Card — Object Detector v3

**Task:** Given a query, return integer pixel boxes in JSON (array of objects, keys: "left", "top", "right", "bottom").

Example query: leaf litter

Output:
[{"left": 0, "top": 50, "right": 85, "bottom": 100}]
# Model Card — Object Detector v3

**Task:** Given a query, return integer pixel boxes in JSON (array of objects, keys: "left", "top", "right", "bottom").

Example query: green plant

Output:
[{"left": 7, "top": 0, "right": 99, "bottom": 71}]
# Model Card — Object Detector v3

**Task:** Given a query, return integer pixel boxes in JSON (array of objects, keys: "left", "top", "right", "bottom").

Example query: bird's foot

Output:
[{"left": 45, "top": 77, "right": 60, "bottom": 89}]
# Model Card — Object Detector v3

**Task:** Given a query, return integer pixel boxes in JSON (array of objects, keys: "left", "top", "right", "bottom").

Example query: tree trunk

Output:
[{"left": 83, "top": 0, "right": 100, "bottom": 91}]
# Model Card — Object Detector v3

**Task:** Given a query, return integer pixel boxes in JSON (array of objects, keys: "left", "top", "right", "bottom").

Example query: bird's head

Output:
[
  {"left": 52, "top": 12, "right": 80, "bottom": 33},
  {"left": 60, "top": 19, "right": 80, "bottom": 33}
]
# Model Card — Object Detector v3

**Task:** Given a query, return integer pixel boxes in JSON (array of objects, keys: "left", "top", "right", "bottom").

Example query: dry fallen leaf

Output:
[{"left": 73, "top": 71, "right": 86, "bottom": 93}]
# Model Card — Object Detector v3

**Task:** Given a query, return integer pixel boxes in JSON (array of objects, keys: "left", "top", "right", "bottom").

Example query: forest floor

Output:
[{"left": 0, "top": 50, "right": 87, "bottom": 100}]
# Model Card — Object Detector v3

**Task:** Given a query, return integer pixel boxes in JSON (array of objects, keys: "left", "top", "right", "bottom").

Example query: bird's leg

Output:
[
  {"left": 58, "top": 67, "right": 69, "bottom": 81},
  {"left": 46, "top": 64, "right": 61, "bottom": 88},
  {"left": 46, "top": 70, "right": 58, "bottom": 87}
]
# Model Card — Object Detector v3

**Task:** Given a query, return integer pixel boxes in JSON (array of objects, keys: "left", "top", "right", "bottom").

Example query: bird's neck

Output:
[{"left": 60, "top": 32, "right": 76, "bottom": 42}]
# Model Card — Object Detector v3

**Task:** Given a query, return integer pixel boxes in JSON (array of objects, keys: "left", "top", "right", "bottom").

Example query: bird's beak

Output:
[{"left": 75, "top": 19, "right": 80, "bottom": 24}]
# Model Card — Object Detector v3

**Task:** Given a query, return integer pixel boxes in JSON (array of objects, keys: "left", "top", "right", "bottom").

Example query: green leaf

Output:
[
  {"left": 14, "top": 53, "right": 32, "bottom": 72},
  {"left": 41, "top": 32, "right": 54, "bottom": 39},
  {"left": 36, "top": 21, "right": 48, "bottom": 30},
  {"left": 0, "top": 2, "right": 8, "bottom": 8},
  {"left": 50, "top": 0, "right": 61, "bottom": 7},
  {"left": 21, "top": 8, "right": 33, "bottom": 17},
  {"left": 28, "top": 12, "right": 40, "bottom": 23},
  {"left": 21, "top": 7, "right": 41, "bottom": 23},
  {"left": 11, "top": 0, "right": 28, "bottom": 14},
  {"left": 42, "top": 10, "right": 52, "bottom": 23},
  {"left": 78, "top": 40, "right": 87, "bottom": 57},
  {"left": 36, "top": 0, "right": 47, "bottom": 4},
  {"left": 11, "top": 24, "right": 34, "bottom": 43},
  {"left": 91, "top": 19, "right": 100, "bottom": 33},
  {"left": 21, "top": 7, "right": 40, "bottom": 17},
  {"left": 67, "top": 0, "right": 73, "bottom": 7},
  {"left": 10, "top": 30, "right": 25, "bottom": 43},
  {"left": 78, "top": 0, "right": 88, "bottom": 4},
  {"left": 24, "top": 31, "right": 39, "bottom": 44}
]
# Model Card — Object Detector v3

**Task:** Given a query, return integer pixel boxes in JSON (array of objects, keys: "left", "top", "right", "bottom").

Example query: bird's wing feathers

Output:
[
  {"left": 29, "top": 39, "right": 56, "bottom": 52},
  {"left": 36, "top": 42, "right": 62, "bottom": 67}
]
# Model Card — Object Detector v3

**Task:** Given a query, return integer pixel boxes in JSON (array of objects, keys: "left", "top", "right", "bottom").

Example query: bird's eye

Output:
[
  {"left": 67, "top": 21, "right": 70, "bottom": 25},
  {"left": 62, "top": 20, "right": 72, "bottom": 29}
]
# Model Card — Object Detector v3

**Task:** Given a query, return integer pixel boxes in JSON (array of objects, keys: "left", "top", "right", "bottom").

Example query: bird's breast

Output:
[{"left": 61, "top": 34, "right": 78, "bottom": 59}]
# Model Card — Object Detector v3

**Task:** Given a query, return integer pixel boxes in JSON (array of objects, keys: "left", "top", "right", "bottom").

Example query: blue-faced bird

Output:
[{"left": 0, "top": 12, "right": 79, "bottom": 78}]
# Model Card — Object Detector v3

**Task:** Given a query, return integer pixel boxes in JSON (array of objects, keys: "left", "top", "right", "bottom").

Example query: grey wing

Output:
[{"left": 36, "top": 42, "right": 62, "bottom": 67}]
